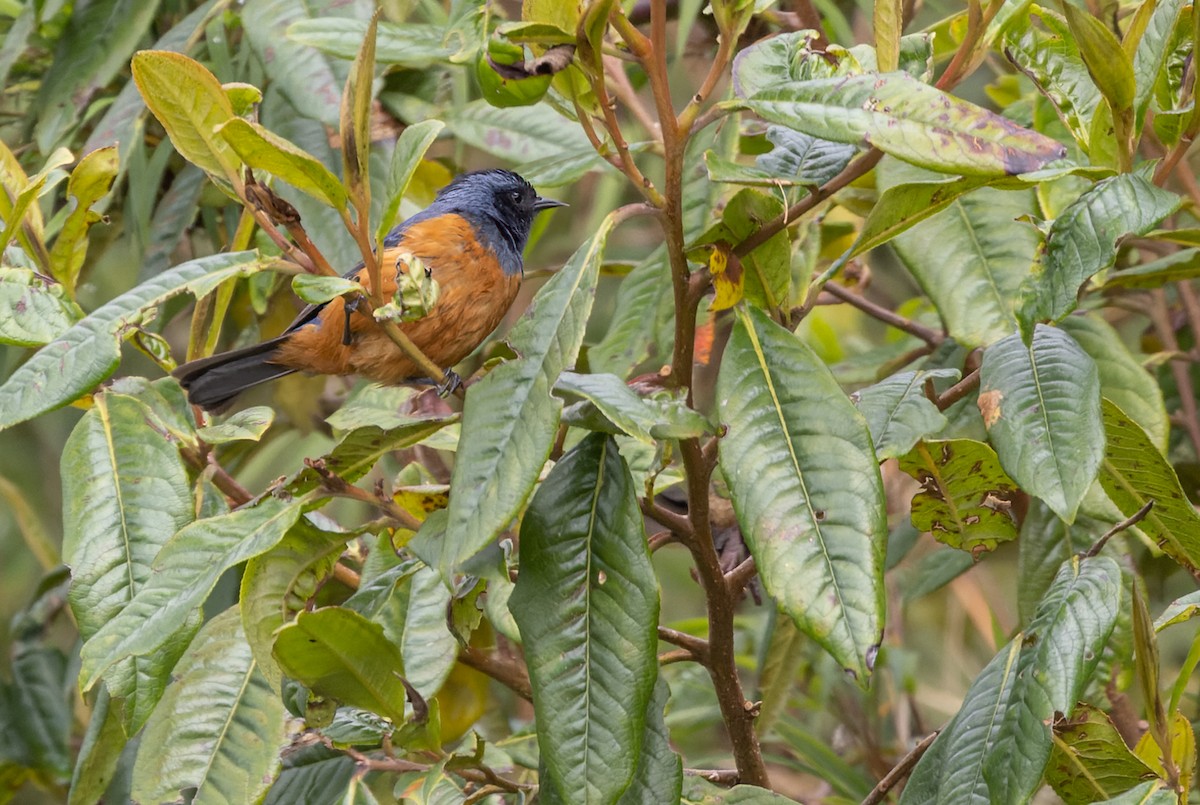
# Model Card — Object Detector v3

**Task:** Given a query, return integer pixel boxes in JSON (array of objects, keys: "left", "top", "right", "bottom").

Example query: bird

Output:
[{"left": 174, "top": 169, "right": 565, "bottom": 411}]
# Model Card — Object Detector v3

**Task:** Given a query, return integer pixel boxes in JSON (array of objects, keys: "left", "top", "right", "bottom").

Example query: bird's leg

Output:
[{"left": 342, "top": 296, "right": 361, "bottom": 346}]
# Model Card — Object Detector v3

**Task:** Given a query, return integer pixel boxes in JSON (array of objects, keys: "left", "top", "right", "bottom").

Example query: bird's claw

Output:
[{"left": 435, "top": 370, "right": 461, "bottom": 398}]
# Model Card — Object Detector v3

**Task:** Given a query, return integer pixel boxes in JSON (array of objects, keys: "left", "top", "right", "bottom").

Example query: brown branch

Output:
[
  {"left": 336, "top": 744, "right": 532, "bottom": 794},
  {"left": 927, "top": 368, "right": 981, "bottom": 412},
  {"left": 458, "top": 645, "right": 533, "bottom": 702},
  {"left": 860, "top": 730, "right": 941, "bottom": 805},
  {"left": 735, "top": 149, "right": 884, "bottom": 256},
  {"left": 1084, "top": 500, "right": 1154, "bottom": 558},
  {"left": 1149, "top": 288, "right": 1200, "bottom": 457},
  {"left": 207, "top": 453, "right": 253, "bottom": 506},
  {"left": 659, "top": 648, "right": 703, "bottom": 665},
  {"left": 611, "top": 2, "right": 770, "bottom": 785},
  {"left": 640, "top": 497, "right": 695, "bottom": 538},
  {"left": 823, "top": 281, "right": 943, "bottom": 346},
  {"left": 725, "top": 556, "right": 757, "bottom": 596},
  {"left": 331, "top": 562, "right": 361, "bottom": 590},
  {"left": 304, "top": 459, "right": 423, "bottom": 530},
  {"left": 658, "top": 625, "right": 711, "bottom": 663},
  {"left": 603, "top": 55, "right": 660, "bottom": 139},
  {"left": 685, "top": 767, "right": 741, "bottom": 786}
]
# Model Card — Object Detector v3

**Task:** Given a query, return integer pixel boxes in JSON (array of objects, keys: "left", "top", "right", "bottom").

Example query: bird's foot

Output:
[{"left": 435, "top": 370, "right": 461, "bottom": 398}]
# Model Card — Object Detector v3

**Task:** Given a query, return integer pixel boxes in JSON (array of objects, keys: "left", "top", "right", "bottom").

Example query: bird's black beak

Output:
[{"left": 534, "top": 196, "right": 568, "bottom": 211}]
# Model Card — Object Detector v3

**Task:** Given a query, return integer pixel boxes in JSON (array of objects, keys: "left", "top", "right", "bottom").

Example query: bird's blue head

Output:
[{"left": 424, "top": 169, "right": 565, "bottom": 275}]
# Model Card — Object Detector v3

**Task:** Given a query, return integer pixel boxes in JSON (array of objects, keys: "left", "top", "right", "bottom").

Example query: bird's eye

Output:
[{"left": 511, "top": 190, "right": 523, "bottom": 202}]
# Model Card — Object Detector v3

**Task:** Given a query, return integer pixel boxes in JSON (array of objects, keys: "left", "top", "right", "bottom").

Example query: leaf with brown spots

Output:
[
  {"left": 898, "top": 439, "right": 1019, "bottom": 555},
  {"left": 732, "top": 72, "right": 1066, "bottom": 176},
  {"left": 1098, "top": 398, "right": 1200, "bottom": 574}
]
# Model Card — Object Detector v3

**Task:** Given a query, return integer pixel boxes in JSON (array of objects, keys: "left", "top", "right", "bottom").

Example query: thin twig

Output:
[
  {"left": 735, "top": 150, "right": 884, "bottom": 256},
  {"left": 824, "top": 281, "right": 943, "bottom": 346},
  {"left": 658, "top": 625, "right": 711, "bottom": 663},
  {"left": 1148, "top": 288, "right": 1200, "bottom": 457},
  {"left": 659, "top": 648, "right": 703, "bottom": 665},
  {"left": 725, "top": 556, "right": 757, "bottom": 596},
  {"left": 860, "top": 730, "right": 941, "bottom": 805},
  {"left": 640, "top": 497, "right": 695, "bottom": 538},
  {"left": 1084, "top": 501, "right": 1154, "bottom": 558},
  {"left": 928, "top": 369, "right": 981, "bottom": 411},
  {"left": 331, "top": 562, "right": 361, "bottom": 590},
  {"left": 684, "top": 768, "right": 740, "bottom": 786},
  {"left": 337, "top": 744, "right": 533, "bottom": 794}
]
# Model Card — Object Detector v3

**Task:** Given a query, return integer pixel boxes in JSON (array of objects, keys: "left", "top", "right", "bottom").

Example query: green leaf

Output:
[
  {"left": 682, "top": 777, "right": 803, "bottom": 803},
  {"left": 287, "top": 18, "right": 460, "bottom": 65},
  {"left": 706, "top": 126, "right": 856, "bottom": 188},
  {"left": 262, "top": 744, "right": 354, "bottom": 805},
  {"left": 340, "top": 9, "right": 377, "bottom": 197},
  {"left": 62, "top": 393, "right": 196, "bottom": 732},
  {"left": 852, "top": 368, "right": 958, "bottom": 459},
  {"left": 905, "top": 556, "right": 1122, "bottom": 803},
  {"left": 0, "top": 250, "right": 275, "bottom": 431},
  {"left": 898, "top": 439, "right": 1020, "bottom": 554},
  {"left": 273, "top": 607, "right": 409, "bottom": 724},
  {"left": 0, "top": 267, "right": 81, "bottom": 347},
  {"left": 588, "top": 251, "right": 673, "bottom": 378},
  {"left": 67, "top": 686, "right": 127, "bottom": 805},
  {"left": 32, "top": 0, "right": 160, "bottom": 153},
  {"left": 288, "top": 418, "right": 457, "bottom": 494},
  {"left": 79, "top": 496, "right": 305, "bottom": 694},
  {"left": 131, "top": 51, "right": 240, "bottom": 183},
  {"left": 1093, "top": 781, "right": 1178, "bottom": 804},
  {"left": 1098, "top": 399, "right": 1200, "bottom": 575},
  {"left": 290, "top": 273, "right": 364, "bottom": 305},
  {"left": 979, "top": 325, "right": 1103, "bottom": 522},
  {"left": 241, "top": 517, "right": 351, "bottom": 692},
  {"left": 984, "top": 557, "right": 1123, "bottom": 803},
  {"left": 428, "top": 212, "right": 616, "bottom": 571},
  {"left": 376, "top": 119, "right": 444, "bottom": 245},
  {"left": 693, "top": 188, "right": 790, "bottom": 309},
  {"left": 509, "top": 434, "right": 659, "bottom": 803},
  {"left": 557, "top": 371, "right": 711, "bottom": 443},
  {"left": 734, "top": 72, "right": 1066, "bottom": 176},
  {"left": 1100, "top": 248, "right": 1200, "bottom": 290},
  {"left": 1061, "top": 315, "right": 1167, "bottom": 451},
  {"left": 443, "top": 100, "right": 593, "bottom": 164},
  {"left": 1045, "top": 703, "right": 1159, "bottom": 803},
  {"left": 1061, "top": 2, "right": 1136, "bottom": 112},
  {"left": 1155, "top": 590, "right": 1200, "bottom": 631},
  {"left": 1018, "top": 174, "right": 1183, "bottom": 326},
  {"left": 880, "top": 160, "right": 1039, "bottom": 348},
  {"left": 196, "top": 406, "right": 275, "bottom": 444},
  {"left": 3, "top": 644, "right": 72, "bottom": 783},
  {"left": 1016, "top": 501, "right": 1093, "bottom": 624},
  {"left": 476, "top": 39, "right": 554, "bottom": 108},
  {"left": 131, "top": 608, "right": 286, "bottom": 805},
  {"left": 901, "top": 638, "right": 1024, "bottom": 803},
  {"left": 874, "top": 0, "right": 903, "bottom": 72},
  {"left": 1132, "top": 0, "right": 1186, "bottom": 128},
  {"left": 50, "top": 146, "right": 119, "bottom": 293},
  {"left": 1003, "top": 12, "right": 1103, "bottom": 151},
  {"left": 400, "top": 566, "right": 456, "bottom": 700},
  {"left": 717, "top": 306, "right": 886, "bottom": 681},
  {"left": 242, "top": 0, "right": 346, "bottom": 128},
  {"left": 617, "top": 678, "right": 683, "bottom": 804},
  {"left": 218, "top": 118, "right": 348, "bottom": 209}
]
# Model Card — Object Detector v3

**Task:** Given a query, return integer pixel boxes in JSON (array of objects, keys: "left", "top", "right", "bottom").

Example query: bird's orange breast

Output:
[{"left": 272, "top": 213, "right": 522, "bottom": 384}]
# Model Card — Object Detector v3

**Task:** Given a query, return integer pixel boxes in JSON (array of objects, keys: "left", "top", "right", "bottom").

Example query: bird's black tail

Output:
[{"left": 173, "top": 335, "right": 296, "bottom": 412}]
